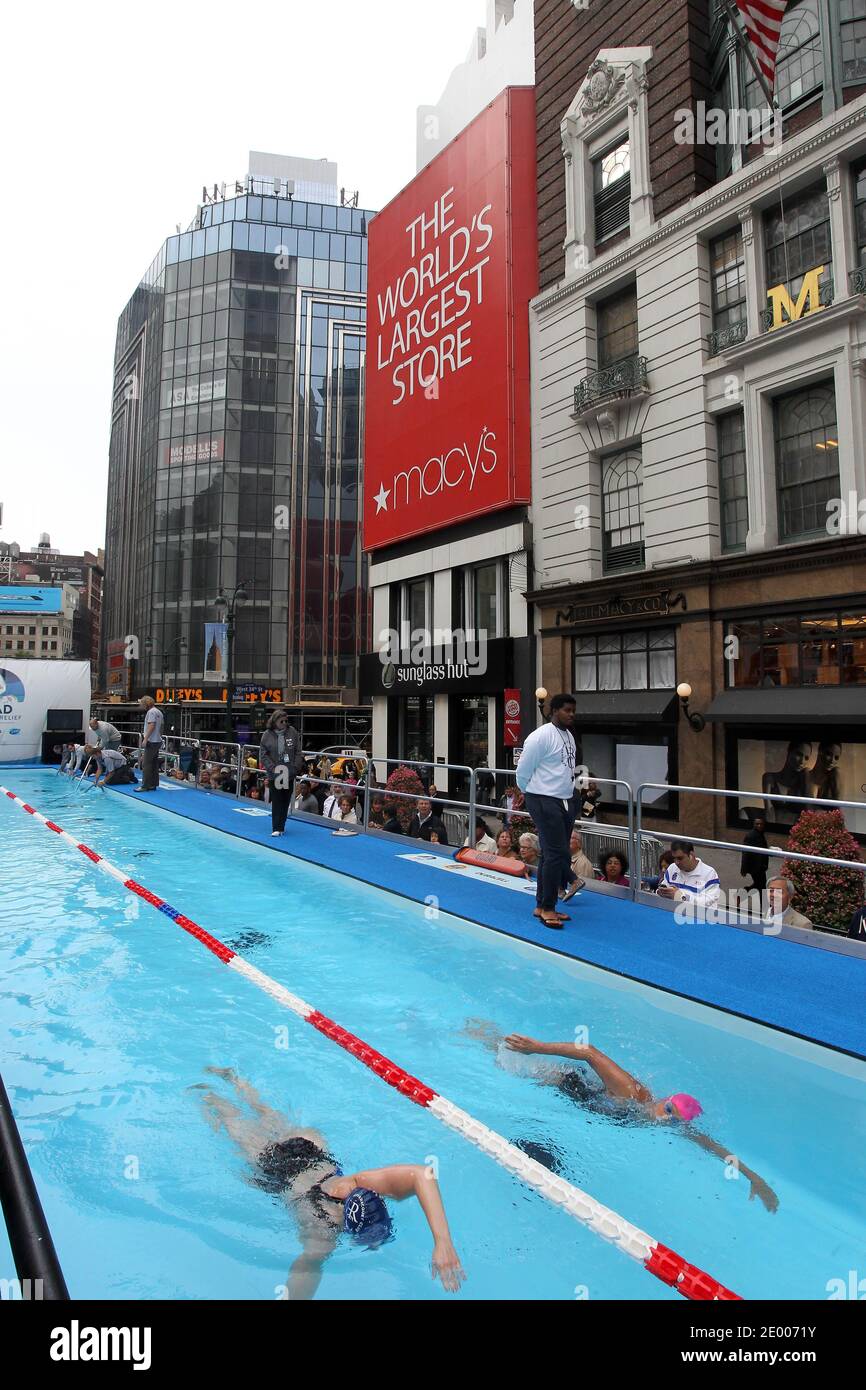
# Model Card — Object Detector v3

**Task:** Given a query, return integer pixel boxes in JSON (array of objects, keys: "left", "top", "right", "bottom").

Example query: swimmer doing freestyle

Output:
[
  {"left": 463, "top": 1021, "right": 779, "bottom": 1213},
  {"left": 196, "top": 1068, "right": 465, "bottom": 1298}
]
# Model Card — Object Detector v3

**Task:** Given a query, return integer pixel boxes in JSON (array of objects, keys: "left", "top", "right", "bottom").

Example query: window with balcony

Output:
[
  {"left": 709, "top": 229, "right": 747, "bottom": 352},
  {"left": 763, "top": 184, "right": 833, "bottom": 327},
  {"left": 773, "top": 382, "right": 839, "bottom": 542},
  {"left": 597, "top": 287, "right": 638, "bottom": 369},
  {"left": 593, "top": 139, "right": 631, "bottom": 246},
  {"left": 602, "top": 450, "right": 644, "bottom": 573},
  {"left": 717, "top": 411, "right": 749, "bottom": 551}
]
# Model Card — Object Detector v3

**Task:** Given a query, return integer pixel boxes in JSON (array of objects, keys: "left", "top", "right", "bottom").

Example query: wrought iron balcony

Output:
[
  {"left": 760, "top": 275, "right": 834, "bottom": 333},
  {"left": 707, "top": 319, "right": 748, "bottom": 355},
  {"left": 574, "top": 354, "right": 649, "bottom": 416},
  {"left": 849, "top": 266, "right": 866, "bottom": 296}
]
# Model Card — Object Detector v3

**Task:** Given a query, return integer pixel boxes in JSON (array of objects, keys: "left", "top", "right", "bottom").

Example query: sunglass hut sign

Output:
[{"left": 363, "top": 90, "right": 536, "bottom": 550}]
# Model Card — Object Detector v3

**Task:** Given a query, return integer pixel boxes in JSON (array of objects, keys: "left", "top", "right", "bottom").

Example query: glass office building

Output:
[{"left": 102, "top": 164, "right": 373, "bottom": 707}]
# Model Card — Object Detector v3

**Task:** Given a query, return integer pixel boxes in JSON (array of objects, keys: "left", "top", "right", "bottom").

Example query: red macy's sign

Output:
[{"left": 364, "top": 88, "right": 537, "bottom": 550}]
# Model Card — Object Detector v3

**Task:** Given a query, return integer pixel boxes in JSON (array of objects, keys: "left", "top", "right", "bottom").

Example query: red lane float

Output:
[
  {"left": 0, "top": 782, "right": 742, "bottom": 1302},
  {"left": 453, "top": 848, "right": 528, "bottom": 878}
]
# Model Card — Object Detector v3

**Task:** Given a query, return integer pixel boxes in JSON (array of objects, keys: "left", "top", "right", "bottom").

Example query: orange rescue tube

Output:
[{"left": 453, "top": 848, "right": 528, "bottom": 878}]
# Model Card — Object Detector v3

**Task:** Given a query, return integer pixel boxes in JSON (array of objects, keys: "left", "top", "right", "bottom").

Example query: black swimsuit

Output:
[{"left": 254, "top": 1136, "right": 344, "bottom": 1218}]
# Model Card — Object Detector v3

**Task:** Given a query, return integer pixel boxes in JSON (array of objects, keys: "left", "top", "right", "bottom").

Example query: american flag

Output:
[{"left": 733, "top": 0, "right": 790, "bottom": 89}]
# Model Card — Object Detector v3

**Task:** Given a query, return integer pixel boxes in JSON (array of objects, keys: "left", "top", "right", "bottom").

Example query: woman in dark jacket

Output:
[{"left": 260, "top": 710, "right": 305, "bottom": 837}]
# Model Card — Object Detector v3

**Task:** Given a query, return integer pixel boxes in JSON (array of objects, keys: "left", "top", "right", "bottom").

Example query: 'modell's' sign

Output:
[{"left": 363, "top": 88, "right": 537, "bottom": 550}]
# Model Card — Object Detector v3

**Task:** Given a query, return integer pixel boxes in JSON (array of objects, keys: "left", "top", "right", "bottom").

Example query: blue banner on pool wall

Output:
[
  {"left": 204, "top": 623, "right": 228, "bottom": 675},
  {"left": 0, "top": 660, "right": 91, "bottom": 762}
]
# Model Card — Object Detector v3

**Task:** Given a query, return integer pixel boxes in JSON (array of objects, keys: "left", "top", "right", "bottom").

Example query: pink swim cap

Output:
[{"left": 667, "top": 1093, "right": 703, "bottom": 1122}]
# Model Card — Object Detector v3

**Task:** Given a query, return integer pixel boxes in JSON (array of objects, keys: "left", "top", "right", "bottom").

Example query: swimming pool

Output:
[{"left": 2, "top": 768, "right": 865, "bottom": 1300}]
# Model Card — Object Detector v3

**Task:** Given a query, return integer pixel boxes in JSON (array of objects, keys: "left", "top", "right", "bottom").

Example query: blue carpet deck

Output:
[{"left": 95, "top": 778, "right": 866, "bottom": 1061}]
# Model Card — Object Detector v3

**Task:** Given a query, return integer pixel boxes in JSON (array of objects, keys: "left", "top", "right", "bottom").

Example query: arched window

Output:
[
  {"left": 744, "top": 0, "right": 823, "bottom": 110},
  {"left": 602, "top": 450, "right": 644, "bottom": 572},
  {"left": 773, "top": 383, "right": 839, "bottom": 541}
]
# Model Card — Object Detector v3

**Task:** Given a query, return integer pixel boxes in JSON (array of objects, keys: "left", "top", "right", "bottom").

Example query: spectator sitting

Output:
[
  {"left": 657, "top": 841, "right": 720, "bottom": 908},
  {"left": 410, "top": 798, "right": 449, "bottom": 845},
  {"left": 420, "top": 825, "right": 445, "bottom": 846},
  {"left": 643, "top": 851, "right": 674, "bottom": 892},
  {"left": 596, "top": 851, "right": 630, "bottom": 887},
  {"left": 495, "top": 830, "right": 522, "bottom": 862},
  {"left": 249, "top": 787, "right": 262, "bottom": 801},
  {"left": 569, "top": 830, "right": 594, "bottom": 881},
  {"left": 464, "top": 818, "right": 497, "bottom": 853},
  {"left": 199, "top": 771, "right": 212, "bottom": 788},
  {"left": 765, "top": 876, "right": 813, "bottom": 931},
  {"left": 294, "top": 779, "right": 320, "bottom": 815},
  {"left": 323, "top": 783, "right": 343, "bottom": 819},
  {"left": 518, "top": 832, "right": 541, "bottom": 875},
  {"left": 335, "top": 794, "right": 358, "bottom": 824},
  {"left": 368, "top": 795, "right": 387, "bottom": 828}
]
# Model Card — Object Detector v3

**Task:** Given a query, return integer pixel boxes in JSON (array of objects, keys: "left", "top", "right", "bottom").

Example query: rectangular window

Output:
[
  {"left": 840, "top": 0, "right": 866, "bottom": 83},
  {"left": 763, "top": 184, "right": 832, "bottom": 311},
  {"left": 573, "top": 628, "right": 676, "bottom": 692},
  {"left": 473, "top": 562, "right": 499, "bottom": 641},
  {"left": 401, "top": 579, "right": 429, "bottom": 652},
  {"left": 593, "top": 139, "right": 631, "bottom": 245},
  {"left": 717, "top": 411, "right": 748, "bottom": 551},
  {"left": 854, "top": 164, "right": 866, "bottom": 268},
  {"left": 727, "top": 610, "right": 866, "bottom": 687},
  {"left": 596, "top": 287, "right": 638, "bottom": 369},
  {"left": 709, "top": 230, "right": 747, "bottom": 349},
  {"left": 773, "top": 381, "right": 839, "bottom": 541},
  {"left": 602, "top": 449, "right": 644, "bottom": 573}
]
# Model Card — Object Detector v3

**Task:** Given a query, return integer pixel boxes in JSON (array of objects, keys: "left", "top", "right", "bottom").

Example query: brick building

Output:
[{"left": 528, "top": 0, "right": 866, "bottom": 845}]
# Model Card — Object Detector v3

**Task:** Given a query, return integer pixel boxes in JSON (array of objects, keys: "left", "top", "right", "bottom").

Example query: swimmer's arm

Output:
[
  {"left": 683, "top": 1131, "right": 779, "bottom": 1213},
  {"left": 505, "top": 1037, "right": 650, "bottom": 1102},
  {"left": 354, "top": 1165, "right": 466, "bottom": 1293},
  {"left": 284, "top": 1229, "right": 338, "bottom": 1301}
]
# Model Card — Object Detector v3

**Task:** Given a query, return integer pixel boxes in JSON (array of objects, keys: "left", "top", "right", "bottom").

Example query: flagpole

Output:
[{"left": 717, "top": 0, "right": 779, "bottom": 111}]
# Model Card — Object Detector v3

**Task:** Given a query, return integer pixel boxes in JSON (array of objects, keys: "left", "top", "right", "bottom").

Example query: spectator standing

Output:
[
  {"left": 579, "top": 780, "right": 603, "bottom": 823},
  {"left": 741, "top": 815, "right": 771, "bottom": 894},
  {"left": 135, "top": 696, "right": 164, "bottom": 793},
  {"left": 515, "top": 693, "right": 579, "bottom": 929},
  {"left": 260, "top": 709, "right": 304, "bottom": 837}
]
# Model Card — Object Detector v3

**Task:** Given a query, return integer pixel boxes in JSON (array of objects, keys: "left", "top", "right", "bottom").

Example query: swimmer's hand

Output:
[
  {"left": 504, "top": 1034, "right": 541, "bottom": 1054},
  {"left": 749, "top": 1177, "right": 779, "bottom": 1213},
  {"left": 432, "top": 1239, "right": 466, "bottom": 1293}
]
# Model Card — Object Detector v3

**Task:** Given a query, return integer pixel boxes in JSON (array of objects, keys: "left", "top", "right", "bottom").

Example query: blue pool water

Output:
[{"left": 1, "top": 768, "right": 865, "bottom": 1301}]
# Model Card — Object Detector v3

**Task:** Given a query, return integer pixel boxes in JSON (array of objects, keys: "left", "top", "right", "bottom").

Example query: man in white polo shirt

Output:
[{"left": 657, "top": 840, "right": 721, "bottom": 910}]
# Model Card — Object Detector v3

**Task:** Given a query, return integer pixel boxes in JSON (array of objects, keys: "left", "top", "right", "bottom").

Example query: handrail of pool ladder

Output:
[{"left": 0, "top": 1072, "right": 69, "bottom": 1300}]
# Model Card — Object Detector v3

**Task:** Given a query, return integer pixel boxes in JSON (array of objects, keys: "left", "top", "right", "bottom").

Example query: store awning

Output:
[
  {"left": 705, "top": 688, "right": 866, "bottom": 726},
  {"left": 571, "top": 691, "right": 679, "bottom": 724}
]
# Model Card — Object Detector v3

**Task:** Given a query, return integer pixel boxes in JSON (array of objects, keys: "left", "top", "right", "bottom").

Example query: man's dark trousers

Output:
[{"left": 525, "top": 793, "right": 574, "bottom": 911}]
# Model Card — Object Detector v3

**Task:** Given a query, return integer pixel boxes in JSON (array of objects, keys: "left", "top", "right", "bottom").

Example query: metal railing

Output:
[
  {"left": 0, "top": 1073, "right": 69, "bottom": 1300},
  {"left": 635, "top": 782, "right": 866, "bottom": 934},
  {"left": 574, "top": 354, "right": 649, "bottom": 415}
]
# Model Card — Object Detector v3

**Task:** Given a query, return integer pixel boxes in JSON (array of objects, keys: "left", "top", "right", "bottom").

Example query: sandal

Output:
[
  {"left": 536, "top": 910, "right": 568, "bottom": 929},
  {"left": 560, "top": 879, "right": 584, "bottom": 903}
]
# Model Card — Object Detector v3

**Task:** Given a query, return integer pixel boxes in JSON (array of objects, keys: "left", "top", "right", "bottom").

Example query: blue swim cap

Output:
[{"left": 342, "top": 1187, "right": 393, "bottom": 1247}]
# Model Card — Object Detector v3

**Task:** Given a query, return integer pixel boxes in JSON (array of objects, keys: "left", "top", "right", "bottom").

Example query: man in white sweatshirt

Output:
[
  {"left": 515, "top": 693, "right": 579, "bottom": 929},
  {"left": 657, "top": 841, "right": 721, "bottom": 912}
]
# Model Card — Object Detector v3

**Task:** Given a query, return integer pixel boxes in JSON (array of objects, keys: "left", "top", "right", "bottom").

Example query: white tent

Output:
[{"left": 0, "top": 660, "right": 91, "bottom": 762}]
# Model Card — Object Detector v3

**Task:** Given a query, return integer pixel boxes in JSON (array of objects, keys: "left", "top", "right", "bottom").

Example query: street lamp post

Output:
[{"left": 212, "top": 582, "right": 249, "bottom": 741}]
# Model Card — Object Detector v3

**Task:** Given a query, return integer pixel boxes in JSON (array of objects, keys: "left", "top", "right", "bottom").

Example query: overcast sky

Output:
[{"left": 0, "top": 0, "right": 488, "bottom": 558}]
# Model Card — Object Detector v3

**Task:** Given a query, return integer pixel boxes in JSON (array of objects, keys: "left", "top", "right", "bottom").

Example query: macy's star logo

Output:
[{"left": 374, "top": 483, "right": 391, "bottom": 513}]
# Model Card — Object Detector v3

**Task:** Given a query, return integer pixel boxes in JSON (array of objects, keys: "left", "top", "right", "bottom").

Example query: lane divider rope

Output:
[{"left": 1, "top": 785, "right": 741, "bottom": 1301}]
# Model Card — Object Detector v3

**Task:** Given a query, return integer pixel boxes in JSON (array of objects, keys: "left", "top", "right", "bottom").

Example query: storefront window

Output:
[
  {"left": 728, "top": 611, "right": 866, "bottom": 687},
  {"left": 582, "top": 730, "right": 674, "bottom": 817},
  {"left": 401, "top": 695, "right": 434, "bottom": 765},
  {"left": 729, "top": 733, "right": 866, "bottom": 836},
  {"left": 574, "top": 628, "right": 676, "bottom": 691},
  {"left": 456, "top": 697, "right": 489, "bottom": 771}
]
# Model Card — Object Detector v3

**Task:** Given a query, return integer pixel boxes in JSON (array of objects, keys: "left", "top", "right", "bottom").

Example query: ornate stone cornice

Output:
[{"left": 534, "top": 99, "right": 866, "bottom": 314}]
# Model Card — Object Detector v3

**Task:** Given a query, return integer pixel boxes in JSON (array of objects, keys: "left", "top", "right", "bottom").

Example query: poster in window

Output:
[{"left": 734, "top": 737, "right": 866, "bottom": 836}]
